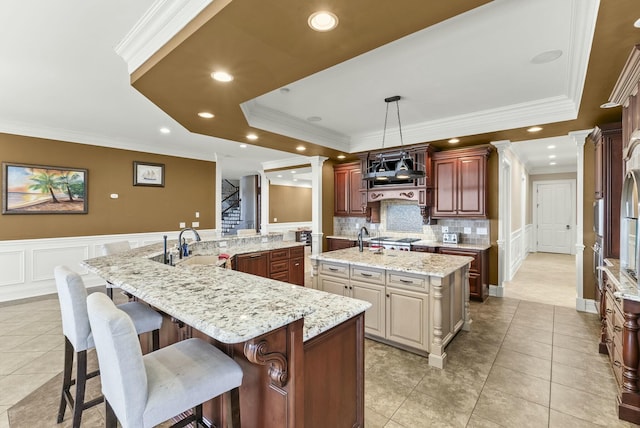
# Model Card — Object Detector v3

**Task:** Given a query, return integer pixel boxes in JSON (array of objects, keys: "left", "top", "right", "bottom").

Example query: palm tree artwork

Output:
[{"left": 3, "top": 163, "right": 87, "bottom": 214}]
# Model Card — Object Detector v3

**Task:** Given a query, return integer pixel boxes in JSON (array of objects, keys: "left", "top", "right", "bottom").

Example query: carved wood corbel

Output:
[{"left": 244, "top": 340, "right": 288, "bottom": 387}]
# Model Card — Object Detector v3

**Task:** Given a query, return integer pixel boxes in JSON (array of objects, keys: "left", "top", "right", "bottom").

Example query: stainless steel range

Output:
[{"left": 368, "top": 237, "right": 421, "bottom": 251}]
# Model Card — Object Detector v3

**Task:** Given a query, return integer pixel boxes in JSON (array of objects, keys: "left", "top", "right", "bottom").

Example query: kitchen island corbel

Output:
[
  {"left": 310, "top": 247, "right": 473, "bottom": 368},
  {"left": 81, "top": 240, "right": 370, "bottom": 428}
]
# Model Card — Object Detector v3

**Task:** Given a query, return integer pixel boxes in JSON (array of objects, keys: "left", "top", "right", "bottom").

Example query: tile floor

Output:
[{"left": 0, "top": 252, "right": 636, "bottom": 427}]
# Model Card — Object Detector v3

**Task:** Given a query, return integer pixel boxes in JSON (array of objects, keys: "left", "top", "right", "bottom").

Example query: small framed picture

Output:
[{"left": 133, "top": 161, "right": 164, "bottom": 187}]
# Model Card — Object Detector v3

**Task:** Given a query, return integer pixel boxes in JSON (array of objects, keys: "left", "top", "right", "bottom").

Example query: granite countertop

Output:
[
  {"left": 81, "top": 240, "right": 370, "bottom": 344},
  {"left": 310, "top": 247, "right": 473, "bottom": 277},
  {"left": 325, "top": 235, "right": 490, "bottom": 251},
  {"left": 600, "top": 258, "right": 640, "bottom": 302}
]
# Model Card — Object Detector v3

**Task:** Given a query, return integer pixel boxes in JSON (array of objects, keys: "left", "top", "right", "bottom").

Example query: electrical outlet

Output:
[
  {"left": 442, "top": 226, "right": 449, "bottom": 233},
  {"left": 477, "top": 227, "right": 488, "bottom": 235},
  {"left": 273, "top": 217, "right": 278, "bottom": 222},
  {"left": 195, "top": 211, "right": 200, "bottom": 218},
  {"left": 262, "top": 237, "right": 269, "bottom": 243},
  {"left": 464, "top": 227, "right": 471, "bottom": 234},
  {"left": 191, "top": 221, "right": 199, "bottom": 227},
  {"left": 179, "top": 222, "right": 186, "bottom": 228}
]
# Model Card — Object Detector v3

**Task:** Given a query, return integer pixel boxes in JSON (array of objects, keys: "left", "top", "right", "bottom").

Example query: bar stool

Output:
[
  {"left": 87, "top": 292, "right": 243, "bottom": 428},
  {"left": 102, "top": 241, "right": 131, "bottom": 299},
  {"left": 54, "top": 265, "right": 163, "bottom": 428}
]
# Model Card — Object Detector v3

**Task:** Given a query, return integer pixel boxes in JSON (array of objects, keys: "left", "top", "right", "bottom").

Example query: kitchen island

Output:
[
  {"left": 311, "top": 247, "right": 473, "bottom": 368},
  {"left": 81, "top": 238, "right": 370, "bottom": 428}
]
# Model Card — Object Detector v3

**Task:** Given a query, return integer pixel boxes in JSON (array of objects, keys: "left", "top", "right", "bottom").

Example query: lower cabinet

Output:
[
  {"left": 385, "top": 287, "right": 428, "bottom": 350},
  {"left": 327, "top": 237, "right": 357, "bottom": 251},
  {"left": 234, "top": 251, "right": 269, "bottom": 278},
  {"left": 234, "top": 245, "right": 305, "bottom": 286},
  {"left": 438, "top": 247, "right": 488, "bottom": 301}
]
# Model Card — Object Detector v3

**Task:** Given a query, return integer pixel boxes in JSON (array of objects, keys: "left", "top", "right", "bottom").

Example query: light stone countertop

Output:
[
  {"left": 325, "top": 235, "right": 490, "bottom": 251},
  {"left": 81, "top": 240, "right": 370, "bottom": 344},
  {"left": 600, "top": 258, "right": 640, "bottom": 302},
  {"left": 310, "top": 247, "right": 473, "bottom": 277}
]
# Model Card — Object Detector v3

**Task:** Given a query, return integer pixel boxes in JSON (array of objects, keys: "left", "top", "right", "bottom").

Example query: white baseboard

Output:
[
  {"left": 489, "top": 284, "right": 504, "bottom": 297},
  {"left": 576, "top": 298, "right": 599, "bottom": 314}
]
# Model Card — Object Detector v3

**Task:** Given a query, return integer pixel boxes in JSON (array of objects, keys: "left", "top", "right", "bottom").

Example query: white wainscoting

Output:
[
  {"left": 266, "top": 222, "right": 312, "bottom": 241},
  {"left": 0, "top": 229, "right": 218, "bottom": 303},
  {"left": 509, "top": 228, "right": 523, "bottom": 280},
  {"left": 525, "top": 224, "right": 534, "bottom": 255}
]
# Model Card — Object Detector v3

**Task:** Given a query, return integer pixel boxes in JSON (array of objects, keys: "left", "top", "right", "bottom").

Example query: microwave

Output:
[{"left": 593, "top": 199, "right": 604, "bottom": 237}]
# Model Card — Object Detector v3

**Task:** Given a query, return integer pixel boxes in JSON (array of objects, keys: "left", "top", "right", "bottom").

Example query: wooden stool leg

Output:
[
  {"left": 72, "top": 350, "right": 88, "bottom": 428},
  {"left": 106, "top": 286, "right": 113, "bottom": 300},
  {"left": 229, "top": 387, "right": 241, "bottom": 428},
  {"left": 195, "top": 404, "right": 203, "bottom": 426},
  {"left": 57, "top": 337, "right": 74, "bottom": 423},
  {"left": 152, "top": 329, "right": 160, "bottom": 351}
]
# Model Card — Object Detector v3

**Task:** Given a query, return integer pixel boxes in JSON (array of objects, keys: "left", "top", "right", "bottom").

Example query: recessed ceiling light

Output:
[
  {"left": 547, "top": 145, "right": 556, "bottom": 149},
  {"left": 549, "top": 154, "right": 556, "bottom": 159},
  {"left": 296, "top": 145, "right": 306, "bottom": 151},
  {"left": 307, "top": 116, "right": 322, "bottom": 122},
  {"left": 291, "top": 170, "right": 296, "bottom": 174},
  {"left": 277, "top": 174, "right": 283, "bottom": 178},
  {"left": 211, "top": 71, "right": 234, "bottom": 82},
  {"left": 198, "top": 112, "right": 214, "bottom": 119},
  {"left": 293, "top": 178, "right": 298, "bottom": 182},
  {"left": 527, "top": 126, "right": 543, "bottom": 133},
  {"left": 160, "top": 127, "right": 170, "bottom": 134},
  {"left": 531, "top": 50, "right": 563, "bottom": 64},
  {"left": 246, "top": 133, "right": 258, "bottom": 141},
  {"left": 448, "top": 138, "right": 460, "bottom": 144},
  {"left": 600, "top": 101, "right": 620, "bottom": 109},
  {"left": 239, "top": 144, "right": 247, "bottom": 148},
  {"left": 280, "top": 87, "right": 290, "bottom": 94},
  {"left": 634, "top": 18, "right": 640, "bottom": 28},
  {"left": 308, "top": 11, "right": 338, "bottom": 32},
  {"left": 337, "top": 154, "right": 346, "bottom": 160},
  {"left": 549, "top": 162, "right": 557, "bottom": 166}
]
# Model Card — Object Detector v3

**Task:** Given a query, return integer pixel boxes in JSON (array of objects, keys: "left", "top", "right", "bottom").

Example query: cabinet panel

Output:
[
  {"left": 319, "top": 261, "right": 349, "bottom": 278},
  {"left": 432, "top": 159, "right": 457, "bottom": 217},
  {"left": 271, "top": 270, "right": 289, "bottom": 282},
  {"left": 385, "top": 287, "right": 428, "bottom": 351},
  {"left": 351, "top": 280, "right": 385, "bottom": 337},
  {"left": 319, "top": 276, "right": 348, "bottom": 296},
  {"left": 458, "top": 156, "right": 484, "bottom": 216},
  {"left": 334, "top": 168, "right": 349, "bottom": 216},
  {"left": 327, "top": 238, "right": 356, "bottom": 252},
  {"left": 351, "top": 266, "right": 385, "bottom": 285},
  {"left": 270, "top": 259, "right": 289, "bottom": 273},
  {"left": 270, "top": 248, "right": 290, "bottom": 261},
  {"left": 349, "top": 168, "right": 364, "bottom": 215},
  {"left": 334, "top": 162, "right": 365, "bottom": 217},
  {"left": 235, "top": 252, "right": 269, "bottom": 278},
  {"left": 438, "top": 247, "right": 488, "bottom": 301},
  {"left": 289, "top": 257, "right": 305, "bottom": 286}
]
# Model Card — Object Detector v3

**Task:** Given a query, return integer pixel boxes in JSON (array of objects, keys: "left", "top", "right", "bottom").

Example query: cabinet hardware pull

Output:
[
  {"left": 386, "top": 294, "right": 390, "bottom": 298},
  {"left": 606, "top": 309, "right": 613, "bottom": 314},
  {"left": 360, "top": 273, "right": 373, "bottom": 277},
  {"left": 328, "top": 267, "right": 339, "bottom": 271},
  {"left": 344, "top": 286, "right": 348, "bottom": 289},
  {"left": 606, "top": 338, "right": 612, "bottom": 343},
  {"left": 250, "top": 254, "right": 262, "bottom": 258},
  {"left": 615, "top": 297, "right": 621, "bottom": 303},
  {"left": 294, "top": 263, "right": 300, "bottom": 266},
  {"left": 400, "top": 279, "right": 414, "bottom": 284},
  {"left": 614, "top": 326, "right": 622, "bottom": 332},
  {"left": 614, "top": 360, "right": 622, "bottom": 368}
]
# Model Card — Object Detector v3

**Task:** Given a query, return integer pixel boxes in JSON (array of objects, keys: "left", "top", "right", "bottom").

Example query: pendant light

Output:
[{"left": 362, "top": 95, "right": 425, "bottom": 181}]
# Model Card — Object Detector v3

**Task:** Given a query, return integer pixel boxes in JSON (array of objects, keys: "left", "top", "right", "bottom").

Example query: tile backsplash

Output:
[{"left": 333, "top": 202, "right": 490, "bottom": 245}]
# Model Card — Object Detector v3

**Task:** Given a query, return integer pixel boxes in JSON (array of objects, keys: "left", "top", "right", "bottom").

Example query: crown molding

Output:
[
  {"left": 610, "top": 44, "right": 640, "bottom": 106},
  {"left": 115, "top": 0, "right": 212, "bottom": 75}
]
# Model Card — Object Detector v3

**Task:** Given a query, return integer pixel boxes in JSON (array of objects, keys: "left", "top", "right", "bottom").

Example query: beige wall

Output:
[
  {"left": 0, "top": 133, "right": 216, "bottom": 240},
  {"left": 269, "top": 184, "right": 312, "bottom": 223}
]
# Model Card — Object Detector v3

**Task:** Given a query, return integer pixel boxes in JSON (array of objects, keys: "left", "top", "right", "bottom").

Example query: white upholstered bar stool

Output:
[
  {"left": 87, "top": 292, "right": 243, "bottom": 428},
  {"left": 54, "top": 265, "right": 163, "bottom": 428},
  {"left": 102, "top": 241, "right": 131, "bottom": 299}
]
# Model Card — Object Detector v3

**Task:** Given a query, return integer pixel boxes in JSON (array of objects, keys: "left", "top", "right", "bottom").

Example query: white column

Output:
[
  {"left": 490, "top": 140, "right": 511, "bottom": 297},
  {"left": 310, "top": 156, "right": 328, "bottom": 255},
  {"left": 214, "top": 153, "right": 222, "bottom": 237},
  {"left": 260, "top": 170, "right": 270, "bottom": 235},
  {"left": 570, "top": 129, "right": 593, "bottom": 312}
]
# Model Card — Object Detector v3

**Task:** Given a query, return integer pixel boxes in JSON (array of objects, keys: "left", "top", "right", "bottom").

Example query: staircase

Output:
[{"left": 221, "top": 179, "right": 241, "bottom": 235}]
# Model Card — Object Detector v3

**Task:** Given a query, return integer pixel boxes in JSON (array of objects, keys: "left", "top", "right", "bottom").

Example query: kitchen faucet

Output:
[
  {"left": 178, "top": 228, "right": 201, "bottom": 259},
  {"left": 357, "top": 226, "right": 369, "bottom": 252}
]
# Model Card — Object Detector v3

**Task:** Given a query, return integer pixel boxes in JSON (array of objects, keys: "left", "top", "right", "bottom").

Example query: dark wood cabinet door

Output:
[
  {"left": 235, "top": 252, "right": 269, "bottom": 278},
  {"left": 327, "top": 238, "right": 356, "bottom": 251},
  {"left": 411, "top": 245, "right": 438, "bottom": 253},
  {"left": 348, "top": 167, "right": 364, "bottom": 215},
  {"left": 594, "top": 139, "right": 604, "bottom": 199},
  {"left": 432, "top": 158, "right": 457, "bottom": 217},
  {"left": 438, "top": 247, "right": 487, "bottom": 301},
  {"left": 457, "top": 155, "right": 485, "bottom": 217},
  {"left": 289, "top": 257, "right": 305, "bottom": 286},
  {"left": 334, "top": 168, "right": 349, "bottom": 216}
]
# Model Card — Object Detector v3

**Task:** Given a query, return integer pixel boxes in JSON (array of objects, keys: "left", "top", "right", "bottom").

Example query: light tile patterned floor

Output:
[{"left": 0, "top": 252, "right": 636, "bottom": 427}]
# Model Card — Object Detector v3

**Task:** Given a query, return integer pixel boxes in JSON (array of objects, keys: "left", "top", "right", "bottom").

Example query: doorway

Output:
[{"left": 533, "top": 180, "right": 576, "bottom": 255}]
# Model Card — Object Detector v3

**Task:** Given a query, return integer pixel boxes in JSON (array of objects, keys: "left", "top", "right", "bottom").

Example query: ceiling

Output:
[{"left": 1, "top": 0, "right": 639, "bottom": 179}]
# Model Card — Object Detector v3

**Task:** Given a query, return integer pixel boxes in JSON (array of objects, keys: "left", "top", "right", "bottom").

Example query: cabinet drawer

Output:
[
  {"left": 612, "top": 345, "right": 624, "bottom": 387},
  {"left": 319, "top": 262, "right": 349, "bottom": 279},
  {"left": 387, "top": 271, "right": 427, "bottom": 291},
  {"left": 438, "top": 248, "right": 478, "bottom": 271},
  {"left": 271, "top": 270, "right": 289, "bottom": 282},
  {"left": 351, "top": 266, "right": 385, "bottom": 285},
  {"left": 290, "top": 245, "right": 305, "bottom": 258},
  {"left": 270, "top": 248, "right": 290, "bottom": 261},
  {"left": 270, "top": 259, "right": 289, "bottom": 273}
]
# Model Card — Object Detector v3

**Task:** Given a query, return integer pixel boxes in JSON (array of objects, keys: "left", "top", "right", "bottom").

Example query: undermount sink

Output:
[{"left": 176, "top": 255, "right": 220, "bottom": 266}]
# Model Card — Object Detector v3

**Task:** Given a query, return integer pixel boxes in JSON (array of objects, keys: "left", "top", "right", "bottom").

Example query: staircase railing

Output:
[{"left": 222, "top": 179, "right": 240, "bottom": 216}]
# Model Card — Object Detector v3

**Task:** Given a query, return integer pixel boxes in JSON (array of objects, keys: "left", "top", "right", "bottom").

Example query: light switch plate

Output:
[
  {"left": 179, "top": 222, "right": 186, "bottom": 228},
  {"left": 442, "top": 226, "right": 449, "bottom": 233},
  {"left": 195, "top": 212, "right": 200, "bottom": 218},
  {"left": 477, "top": 227, "right": 488, "bottom": 235},
  {"left": 464, "top": 227, "right": 471, "bottom": 234},
  {"left": 191, "top": 221, "right": 199, "bottom": 227}
]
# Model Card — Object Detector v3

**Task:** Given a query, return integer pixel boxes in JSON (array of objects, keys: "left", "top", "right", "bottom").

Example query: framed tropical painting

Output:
[{"left": 2, "top": 162, "right": 88, "bottom": 214}]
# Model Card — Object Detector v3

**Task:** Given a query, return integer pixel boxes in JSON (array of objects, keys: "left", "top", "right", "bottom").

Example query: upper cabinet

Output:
[
  {"left": 610, "top": 45, "right": 640, "bottom": 159},
  {"left": 334, "top": 162, "right": 365, "bottom": 217},
  {"left": 432, "top": 146, "right": 491, "bottom": 219}
]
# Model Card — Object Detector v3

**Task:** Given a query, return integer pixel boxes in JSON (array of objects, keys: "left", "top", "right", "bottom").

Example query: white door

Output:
[{"left": 536, "top": 181, "right": 574, "bottom": 254}]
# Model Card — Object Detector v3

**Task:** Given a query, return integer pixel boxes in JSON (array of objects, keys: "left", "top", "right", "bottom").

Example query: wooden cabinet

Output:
[
  {"left": 235, "top": 245, "right": 305, "bottom": 286},
  {"left": 235, "top": 251, "right": 269, "bottom": 278},
  {"left": 334, "top": 162, "right": 365, "bottom": 216},
  {"left": 438, "top": 247, "right": 488, "bottom": 301},
  {"left": 589, "top": 123, "right": 623, "bottom": 258},
  {"left": 610, "top": 45, "right": 640, "bottom": 155},
  {"left": 327, "top": 237, "right": 357, "bottom": 251},
  {"left": 432, "top": 146, "right": 491, "bottom": 218},
  {"left": 411, "top": 245, "right": 439, "bottom": 253}
]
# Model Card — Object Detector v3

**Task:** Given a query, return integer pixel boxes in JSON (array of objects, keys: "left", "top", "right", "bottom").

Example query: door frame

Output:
[{"left": 532, "top": 179, "right": 577, "bottom": 255}]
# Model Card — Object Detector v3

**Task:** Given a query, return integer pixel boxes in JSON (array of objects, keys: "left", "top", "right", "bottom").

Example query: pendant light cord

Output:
[{"left": 395, "top": 99, "right": 404, "bottom": 147}]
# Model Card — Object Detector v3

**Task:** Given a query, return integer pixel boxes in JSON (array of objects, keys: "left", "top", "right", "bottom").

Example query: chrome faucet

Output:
[
  {"left": 178, "top": 228, "right": 201, "bottom": 259},
  {"left": 357, "top": 226, "right": 369, "bottom": 252}
]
